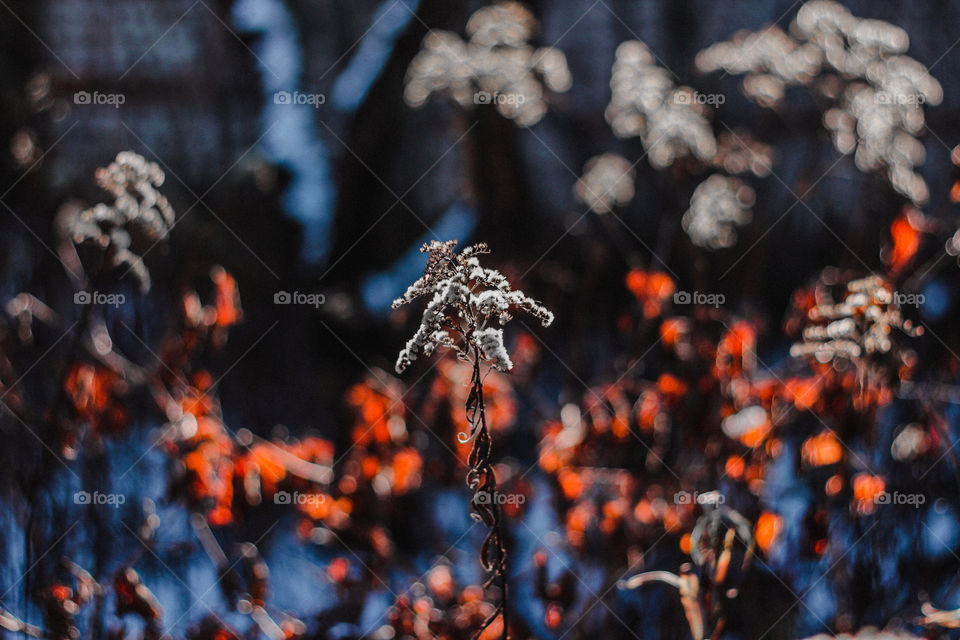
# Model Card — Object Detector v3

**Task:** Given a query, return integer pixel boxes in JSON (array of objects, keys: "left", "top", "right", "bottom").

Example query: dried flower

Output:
[
  {"left": 606, "top": 41, "right": 718, "bottom": 169},
  {"left": 681, "top": 175, "right": 755, "bottom": 249},
  {"left": 392, "top": 240, "right": 553, "bottom": 374},
  {"left": 68, "top": 151, "right": 175, "bottom": 291},
  {"left": 393, "top": 240, "right": 553, "bottom": 640},
  {"left": 404, "top": 2, "right": 571, "bottom": 126},
  {"left": 619, "top": 507, "right": 754, "bottom": 640},
  {"left": 696, "top": 26, "right": 822, "bottom": 106},
  {"left": 574, "top": 153, "right": 636, "bottom": 214},
  {"left": 697, "top": 0, "right": 941, "bottom": 204},
  {"left": 790, "top": 274, "right": 922, "bottom": 363},
  {"left": 597, "top": 40, "right": 761, "bottom": 249}
]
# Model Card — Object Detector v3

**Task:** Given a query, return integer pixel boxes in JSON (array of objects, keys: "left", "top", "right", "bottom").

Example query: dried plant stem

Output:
[
  {"left": 392, "top": 240, "right": 552, "bottom": 638},
  {"left": 465, "top": 347, "right": 508, "bottom": 640}
]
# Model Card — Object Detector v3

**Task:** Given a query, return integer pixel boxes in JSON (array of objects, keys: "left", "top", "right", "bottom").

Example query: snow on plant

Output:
[
  {"left": 681, "top": 174, "right": 755, "bottom": 249},
  {"left": 403, "top": 2, "right": 572, "bottom": 126},
  {"left": 581, "top": 39, "right": 766, "bottom": 249},
  {"left": 392, "top": 239, "right": 553, "bottom": 639},
  {"left": 606, "top": 40, "right": 717, "bottom": 169},
  {"left": 393, "top": 240, "right": 553, "bottom": 375},
  {"left": 67, "top": 151, "right": 175, "bottom": 291},
  {"left": 789, "top": 274, "right": 922, "bottom": 363},
  {"left": 574, "top": 153, "right": 636, "bottom": 214},
  {"left": 697, "top": 0, "right": 941, "bottom": 204}
]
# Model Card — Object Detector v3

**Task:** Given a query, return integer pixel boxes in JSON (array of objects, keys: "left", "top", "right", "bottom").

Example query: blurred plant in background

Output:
[
  {"left": 697, "top": 0, "right": 942, "bottom": 205},
  {"left": 578, "top": 39, "right": 770, "bottom": 250},
  {"left": 404, "top": 2, "right": 571, "bottom": 127}
]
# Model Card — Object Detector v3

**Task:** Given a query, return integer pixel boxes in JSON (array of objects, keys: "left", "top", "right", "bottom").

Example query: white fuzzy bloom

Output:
[
  {"left": 473, "top": 289, "right": 510, "bottom": 319},
  {"left": 505, "top": 289, "right": 554, "bottom": 327},
  {"left": 575, "top": 153, "right": 636, "bottom": 214},
  {"left": 606, "top": 41, "right": 718, "bottom": 169},
  {"left": 790, "top": 274, "right": 921, "bottom": 363},
  {"left": 68, "top": 151, "right": 175, "bottom": 292},
  {"left": 474, "top": 328, "right": 513, "bottom": 371},
  {"left": 403, "top": 2, "right": 571, "bottom": 127},
  {"left": 695, "top": 0, "right": 940, "bottom": 205},
  {"left": 393, "top": 241, "right": 554, "bottom": 374},
  {"left": 682, "top": 175, "right": 754, "bottom": 249}
]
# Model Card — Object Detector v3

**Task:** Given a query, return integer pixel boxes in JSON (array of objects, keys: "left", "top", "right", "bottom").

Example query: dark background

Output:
[{"left": 3, "top": 1, "right": 960, "bottom": 639}]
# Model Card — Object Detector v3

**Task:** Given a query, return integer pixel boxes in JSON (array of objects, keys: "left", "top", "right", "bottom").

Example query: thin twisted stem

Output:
[{"left": 465, "top": 348, "right": 508, "bottom": 640}]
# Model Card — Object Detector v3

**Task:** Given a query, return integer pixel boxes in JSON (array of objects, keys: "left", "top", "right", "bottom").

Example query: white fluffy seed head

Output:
[{"left": 393, "top": 241, "right": 553, "bottom": 374}]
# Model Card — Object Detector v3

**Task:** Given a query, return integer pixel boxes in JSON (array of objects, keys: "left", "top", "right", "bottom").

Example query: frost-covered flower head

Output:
[
  {"left": 606, "top": 41, "right": 717, "bottom": 168},
  {"left": 574, "top": 153, "right": 636, "bottom": 214},
  {"left": 403, "top": 2, "right": 572, "bottom": 127},
  {"left": 696, "top": 0, "right": 941, "bottom": 204},
  {"left": 67, "top": 151, "right": 175, "bottom": 291},
  {"left": 681, "top": 175, "right": 755, "bottom": 249},
  {"left": 790, "top": 275, "right": 922, "bottom": 363},
  {"left": 597, "top": 40, "right": 763, "bottom": 250},
  {"left": 392, "top": 240, "right": 553, "bottom": 373}
]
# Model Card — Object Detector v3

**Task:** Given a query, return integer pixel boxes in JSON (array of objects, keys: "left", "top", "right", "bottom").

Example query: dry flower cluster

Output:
[
  {"left": 5, "top": 1, "right": 960, "bottom": 638},
  {"left": 393, "top": 239, "right": 553, "bottom": 639},
  {"left": 573, "top": 153, "right": 636, "bottom": 215},
  {"left": 67, "top": 151, "right": 175, "bottom": 291},
  {"left": 404, "top": 2, "right": 571, "bottom": 126},
  {"left": 578, "top": 39, "right": 766, "bottom": 249},
  {"left": 682, "top": 174, "right": 756, "bottom": 250},
  {"left": 605, "top": 40, "right": 717, "bottom": 168},
  {"left": 392, "top": 240, "right": 553, "bottom": 374},
  {"left": 697, "top": 0, "right": 942, "bottom": 204},
  {"left": 789, "top": 274, "right": 922, "bottom": 364}
]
